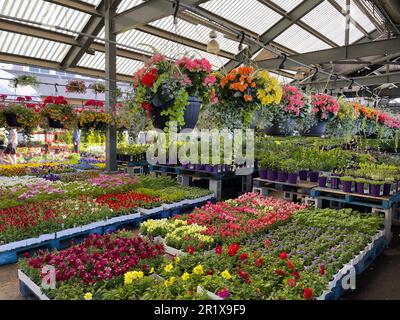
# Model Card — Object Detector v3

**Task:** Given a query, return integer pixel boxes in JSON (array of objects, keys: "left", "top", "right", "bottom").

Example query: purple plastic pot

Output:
[
  {"left": 213, "top": 165, "right": 219, "bottom": 173},
  {"left": 342, "top": 180, "right": 352, "bottom": 193},
  {"left": 331, "top": 177, "right": 340, "bottom": 189},
  {"left": 182, "top": 163, "right": 190, "bottom": 170},
  {"left": 224, "top": 164, "right": 232, "bottom": 173},
  {"left": 267, "top": 169, "right": 278, "bottom": 181},
  {"left": 369, "top": 183, "right": 381, "bottom": 197},
  {"left": 383, "top": 183, "right": 391, "bottom": 196},
  {"left": 356, "top": 182, "right": 365, "bottom": 195},
  {"left": 308, "top": 171, "right": 319, "bottom": 183},
  {"left": 205, "top": 164, "right": 213, "bottom": 173},
  {"left": 318, "top": 176, "right": 328, "bottom": 188},
  {"left": 277, "top": 171, "right": 288, "bottom": 182},
  {"left": 194, "top": 164, "right": 202, "bottom": 171},
  {"left": 288, "top": 173, "right": 298, "bottom": 184},
  {"left": 299, "top": 170, "right": 308, "bottom": 181},
  {"left": 259, "top": 169, "right": 268, "bottom": 180}
]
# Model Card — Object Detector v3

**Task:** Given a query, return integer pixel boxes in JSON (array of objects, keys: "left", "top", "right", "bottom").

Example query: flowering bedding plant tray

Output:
[
  {"left": 317, "top": 230, "right": 385, "bottom": 300},
  {"left": 18, "top": 269, "right": 50, "bottom": 301}
]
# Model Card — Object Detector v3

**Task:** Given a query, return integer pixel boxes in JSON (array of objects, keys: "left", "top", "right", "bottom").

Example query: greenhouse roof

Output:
[{"left": 0, "top": 0, "right": 399, "bottom": 89}]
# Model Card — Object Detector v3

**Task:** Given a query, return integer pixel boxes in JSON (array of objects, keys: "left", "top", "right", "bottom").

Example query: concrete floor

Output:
[{"left": 1, "top": 229, "right": 399, "bottom": 300}]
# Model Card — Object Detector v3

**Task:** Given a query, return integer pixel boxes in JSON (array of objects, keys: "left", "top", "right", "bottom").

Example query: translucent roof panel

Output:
[
  {"left": 0, "top": 0, "right": 92, "bottom": 36},
  {"left": 78, "top": 52, "right": 144, "bottom": 75},
  {"left": 77, "top": 0, "right": 102, "bottom": 5},
  {"left": 117, "top": 0, "right": 146, "bottom": 14},
  {"left": 200, "top": 0, "right": 282, "bottom": 35},
  {"left": 270, "top": 72, "right": 293, "bottom": 84},
  {"left": 274, "top": 24, "right": 332, "bottom": 53},
  {"left": 149, "top": 16, "right": 243, "bottom": 55},
  {"left": 301, "top": 1, "right": 347, "bottom": 46},
  {"left": 0, "top": 30, "right": 71, "bottom": 62},
  {"left": 97, "top": 28, "right": 229, "bottom": 69},
  {"left": 271, "top": 0, "right": 304, "bottom": 12},
  {"left": 334, "top": 0, "right": 376, "bottom": 32}
]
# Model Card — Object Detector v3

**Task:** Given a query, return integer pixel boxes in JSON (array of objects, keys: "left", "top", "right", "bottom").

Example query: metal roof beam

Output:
[
  {"left": 257, "top": 38, "right": 400, "bottom": 69},
  {"left": 224, "top": 0, "right": 325, "bottom": 71},
  {"left": 0, "top": 18, "right": 79, "bottom": 46},
  {"left": 0, "top": 52, "right": 132, "bottom": 82},
  {"left": 60, "top": 0, "right": 118, "bottom": 69},
  {"left": 114, "top": 0, "right": 209, "bottom": 34},
  {"left": 0, "top": 18, "right": 151, "bottom": 63},
  {"left": 42, "top": 0, "right": 101, "bottom": 16},
  {"left": 307, "top": 71, "right": 400, "bottom": 89},
  {"left": 257, "top": 0, "right": 339, "bottom": 48}
]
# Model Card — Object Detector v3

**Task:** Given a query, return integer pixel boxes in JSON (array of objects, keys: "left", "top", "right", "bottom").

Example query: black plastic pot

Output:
[
  {"left": 151, "top": 96, "right": 201, "bottom": 130},
  {"left": 4, "top": 113, "right": 21, "bottom": 127},
  {"left": 265, "top": 119, "right": 295, "bottom": 136},
  {"left": 303, "top": 120, "right": 328, "bottom": 137},
  {"left": 48, "top": 117, "right": 64, "bottom": 129}
]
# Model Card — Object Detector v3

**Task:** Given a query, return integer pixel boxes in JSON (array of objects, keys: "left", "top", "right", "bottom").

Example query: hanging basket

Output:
[
  {"left": 151, "top": 96, "right": 201, "bottom": 130},
  {"left": 4, "top": 113, "right": 21, "bottom": 128},
  {"left": 47, "top": 117, "right": 64, "bottom": 129},
  {"left": 302, "top": 120, "right": 328, "bottom": 137}
]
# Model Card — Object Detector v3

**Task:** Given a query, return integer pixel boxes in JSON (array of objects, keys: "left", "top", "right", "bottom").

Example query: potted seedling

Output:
[{"left": 340, "top": 176, "right": 354, "bottom": 193}]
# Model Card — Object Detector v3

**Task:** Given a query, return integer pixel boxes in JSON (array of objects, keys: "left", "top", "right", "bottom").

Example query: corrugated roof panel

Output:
[
  {"left": 78, "top": 52, "right": 144, "bottom": 75},
  {"left": 97, "top": 28, "right": 229, "bottom": 69},
  {"left": 274, "top": 24, "right": 331, "bottom": 53},
  {"left": 270, "top": 71, "right": 293, "bottom": 84},
  {"left": 0, "top": 0, "right": 92, "bottom": 36},
  {"left": 334, "top": 0, "right": 376, "bottom": 32},
  {"left": 301, "top": 1, "right": 347, "bottom": 46},
  {"left": 77, "top": 0, "right": 101, "bottom": 5},
  {"left": 117, "top": 0, "right": 146, "bottom": 14},
  {"left": 149, "top": 16, "right": 243, "bottom": 54},
  {"left": 200, "top": 0, "right": 282, "bottom": 35},
  {"left": 0, "top": 30, "right": 71, "bottom": 61},
  {"left": 271, "top": 0, "right": 304, "bottom": 12}
]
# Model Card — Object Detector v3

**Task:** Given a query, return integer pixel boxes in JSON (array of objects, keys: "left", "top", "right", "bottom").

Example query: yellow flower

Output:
[
  {"left": 221, "top": 270, "right": 232, "bottom": 280},
  {"left": 174, "top": 256, "right": 180, "bottom": 263},
  {"left": 181, "top": 272, "right": 190, "bottom": 281},
  {"left": 193, "top": 265, "right": 204, "bottom": 275},
  {"left": 149, "top": 267, "right": 155, "bottom": 274},
  {"left": 164, "top": 276, "right": 176, "bottom": 287},
  {"left": 164, "top": 263, "right": 174, "bottom": 273},
  {"left": 124, "top": 272, "right": 134, "bottom": 285},
  {"left": 124, "top": 271, "right": 144, "bottom": 285},
  {"left": 84, "top": 292, "right": 92, "bottom": 300}
]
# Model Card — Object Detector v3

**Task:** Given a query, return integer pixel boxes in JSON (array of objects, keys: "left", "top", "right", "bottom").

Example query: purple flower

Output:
[{"left": 217, "top": 288, "right": 230, "bottom": 299}]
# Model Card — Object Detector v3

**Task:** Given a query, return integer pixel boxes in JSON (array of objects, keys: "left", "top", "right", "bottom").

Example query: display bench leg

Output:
[
  {"left": 305, "top": 197, "right": 323, "bottom": 208},
  {"left": 241, "top": 175, "right": 253, "bottom": 193},
  {"left": 177, "top": 175, "right": 191, "bottom": 187},
  {"left": 372, "top": 207, "right": 393, "bottom": 245},
  {"left": 209, "top": 179, "right": 222, "bottom": 201}
]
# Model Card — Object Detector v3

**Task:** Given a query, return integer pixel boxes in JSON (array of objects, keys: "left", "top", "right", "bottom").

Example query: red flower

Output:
[
  {"left": 141, "top": 68, "right": 158, "bottom": 87},
  {"left": 187, "top": 246, "right": 195, "bottom": 255},
  {"left": 237, "top": 270, "right": 251, "bottom": 284},
  {"left": 141, "top": 102, "right": 152, "bottom": 112},
  {"left": 287, "top": 278, "right": 297, "bottom": 288},
  {"left": 279, "top": 252, "right": 287, "bottom": 260},
  {"left": 263, "top": 239, "right": 271, "bottom": 248},
  {"left": 304, "top": 288, "right": 313, "bottom": 300},
  {"left": 215, "top": 246, "right": 222, "bottom": 255},
  {"left": 239, "top": 253, "right": 249, "bottom": 261},
  {"left": 255, "top": 258, "right": 263, "bottom": 268},
  {"left": 227, "top": 244, "right": 240, "bottom": 257},
  {"left": 275, "top": 269, "right": 285, "bottom": 277},
  {"left": 287, "top": 260, "right": 295, "bottom": 270},
  {"left": 291, "top": 271, "right": 300, "bottom": 280},
  {"left": 319, "top": 264, "right": 325, "bottom": 275}
]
